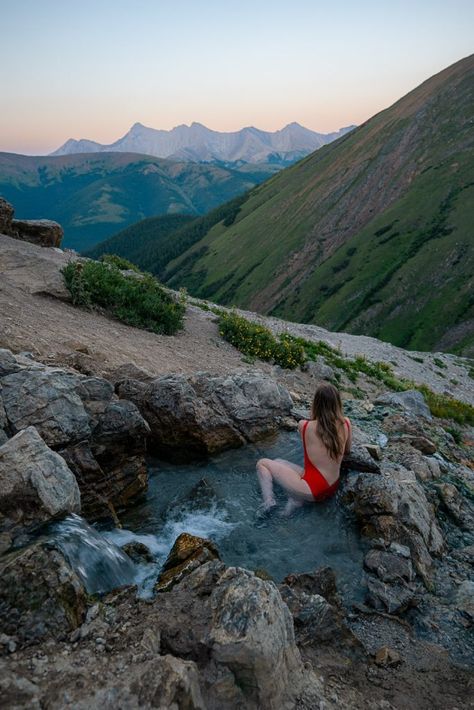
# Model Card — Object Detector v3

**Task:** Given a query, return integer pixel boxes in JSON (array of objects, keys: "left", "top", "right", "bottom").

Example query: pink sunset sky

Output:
[{"left": 1, "top": 0, "right": 473, "bottom": 155}]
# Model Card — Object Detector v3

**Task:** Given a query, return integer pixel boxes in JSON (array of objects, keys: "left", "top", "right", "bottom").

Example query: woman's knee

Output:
[{"left": 256, "top": 458, "right": 272, "bottom": 471}]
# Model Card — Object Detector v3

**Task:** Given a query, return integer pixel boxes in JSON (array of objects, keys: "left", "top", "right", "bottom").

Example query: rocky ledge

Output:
[{"left": 0, "top": 198, "right": 63, "bottom": 248}]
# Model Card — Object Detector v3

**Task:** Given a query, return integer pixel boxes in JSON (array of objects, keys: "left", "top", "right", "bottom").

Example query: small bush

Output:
[
  {"left": 218, "top": 313, "right": 305, "bottom": 369},
  {"left": 433, "top": 357, "right": 446, "bottom": 369},
  {"left": 415, "top": 384, "right": 474, "bottom": 425},
  {"left": 100, "top": 253, "right": 140, "bottom": 272},
  {"left": 62, "top": 260, "right": 184, "bottom": 335}
]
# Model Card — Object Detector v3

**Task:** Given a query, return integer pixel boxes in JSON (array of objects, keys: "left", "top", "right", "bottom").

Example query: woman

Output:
[{"left": 256, "top": 382, "right": 351, "bottom": 515}]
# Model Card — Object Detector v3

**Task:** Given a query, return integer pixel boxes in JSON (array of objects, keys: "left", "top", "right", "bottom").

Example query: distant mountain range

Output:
[
  {"left": 51, "top": 122, "right": 355, "bottom": 167},
  {"left": 95, "top": 55, "right": 474, "bottom": 355},
  {"left": 0, "top": 152, "right": 273, "bottom": 251}
]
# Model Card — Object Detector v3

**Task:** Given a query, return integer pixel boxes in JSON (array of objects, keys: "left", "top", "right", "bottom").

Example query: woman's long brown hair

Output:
[{"left": 311, "top": 383, "right": 345, "bottom": 460}]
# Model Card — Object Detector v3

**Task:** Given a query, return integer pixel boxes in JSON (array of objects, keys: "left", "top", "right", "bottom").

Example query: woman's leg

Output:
[
  {"left": 274, "top": 458, "right": 304, "bottom": 477},
  {"left": 256, "top": 458, "right": 314, "bottom": 507}
]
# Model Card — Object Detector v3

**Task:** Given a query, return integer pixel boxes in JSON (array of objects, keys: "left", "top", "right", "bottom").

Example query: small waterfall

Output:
[{"left": 53, "top": 514, "right": 140, "bottom": 595}]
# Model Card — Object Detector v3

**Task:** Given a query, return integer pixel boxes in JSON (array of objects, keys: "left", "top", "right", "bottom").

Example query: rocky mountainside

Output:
[
  {"left": 157, "top": 54, "right": 474, "bottom": 356},
  {"left": 0, "top": 231, "right": 473, "bottom": 708},
  {"left": 0, "top": 152, "right": 273, "bottom": 251},
  {"left": 51, "top": 121, "right": 355, "bottom": 167}
]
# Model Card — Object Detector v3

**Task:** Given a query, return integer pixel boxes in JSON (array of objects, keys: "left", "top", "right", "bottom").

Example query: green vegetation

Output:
[
  {"left": 217, "top": 312, "right": 474, "bottom": 424},
  {"left": 99, "top": 254, "right": 140, "bottom": 271},
  {"left": 433, "top": 357, "right": 447, "bottom": 369},
  {"left": 62, "top": 259, "right": 184, "bottom": 335},
  {"left": 0, "top": 153, "right": 272, "bottom": 251},
  {"left": 218, "top": 312, "right": 305, "bottom": 369},
  {"left": 445, "top": 426, "right": 463, "bottom": 445},
  {"left": 410, "top": 356, "right": 425, "bottom": 363},
  {"left": 155, "top": 56, "right": 474, "bottom": 356}
]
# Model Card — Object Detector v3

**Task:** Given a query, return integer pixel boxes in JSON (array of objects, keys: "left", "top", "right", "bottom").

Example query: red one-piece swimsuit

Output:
[{"left": 301, "top": 419, "right": 348, "bottom": 501}]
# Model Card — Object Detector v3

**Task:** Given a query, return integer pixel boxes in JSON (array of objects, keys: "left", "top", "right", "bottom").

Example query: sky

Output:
[{"left": 1, "top": 0, "right": 473, "bottom": 155}]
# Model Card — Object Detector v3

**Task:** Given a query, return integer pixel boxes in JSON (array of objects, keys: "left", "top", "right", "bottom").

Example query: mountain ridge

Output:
[
  {"left": 144, "top": 54, "right": 474, "bottom": 355},
  {"left": 51, "top": 121, "right": 355, "bottom": 166}
]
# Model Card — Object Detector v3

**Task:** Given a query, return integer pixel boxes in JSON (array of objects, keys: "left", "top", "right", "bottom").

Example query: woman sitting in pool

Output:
[{"left": 256, "top": 382, "right": 351, "bottom": 515}]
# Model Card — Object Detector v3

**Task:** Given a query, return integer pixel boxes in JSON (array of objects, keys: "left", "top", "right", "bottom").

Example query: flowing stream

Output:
[{"left": 53, "top": 431, "right": 366, "bottom": 601}]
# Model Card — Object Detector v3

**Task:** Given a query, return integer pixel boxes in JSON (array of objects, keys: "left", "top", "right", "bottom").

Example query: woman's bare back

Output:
[{"left": 299, "top": 417, "right": 351, "bottom": 485}]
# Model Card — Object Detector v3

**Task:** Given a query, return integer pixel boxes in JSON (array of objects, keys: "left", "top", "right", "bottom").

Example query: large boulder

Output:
[
  {"left": 0, "top": 542, "right": 87, "bottom": 646},
  {"left": 342, "top": 463, "right": 444, "bottom": 584},
  {"left": 154, "top": 561, "right": 303, "bottom": 708},
  {"left": 0, "top": 351, "right": 149, "bottom": 520},
  {"left": 116, "top": 371, "right": 294, "bottom": 458},
  {"left": 11, "top": 218, "right": 63, "bottom": 248},
  {"left": 1, "top": 369, "right": 91, "bottom": 448},
  {"left": 156, "top": 532, "right": 220, "bottom": 591},
  {"left": 0, "top": 427, "right": 80, "bottom": 531},
  {"left": 374, "top": 389, "right": 432, "bottom": 421}
]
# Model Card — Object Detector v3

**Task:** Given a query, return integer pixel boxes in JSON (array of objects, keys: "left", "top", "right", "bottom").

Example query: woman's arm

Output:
[{"left": 344, "top": 417, "right": 352, "bottom": 454}]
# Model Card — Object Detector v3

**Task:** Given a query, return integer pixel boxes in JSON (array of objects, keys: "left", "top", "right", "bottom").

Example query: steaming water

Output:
[{"left": 53, "top": 431, "right": 365, "bottom": 601}]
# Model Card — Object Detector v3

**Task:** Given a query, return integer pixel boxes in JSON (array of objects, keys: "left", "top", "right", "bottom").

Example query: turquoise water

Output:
[{"left": 111, "top": 431, "right": 366, "bottom": 601}]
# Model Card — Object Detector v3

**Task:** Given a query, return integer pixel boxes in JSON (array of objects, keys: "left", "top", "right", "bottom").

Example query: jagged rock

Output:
[
  {"left": 119, "top": 371, "right": 294, "bottom": 458},
  {"left": 343, "top": 463, "right": 444, "bottom": 584},
  {"left": 122, "top": 541, "right": 154, "bottom": 564},
  {"left": 0, "top": 349, "right": 22, "bottom": 377},
  {"left": 342, "top": 443, "right": 381, "bottom": 474},
  {"left": 0, "top": 542, "right": 87, "bottom": 646},
  {"left": 0, "top": 671, "right": 41, "bottom": 710},
  {"left": 364, "top": 549, "right": 413, "bottom": 583},
  {"left": 375, "top": 390, "right": 432, "bottom": 421},
  {"left": 397, "top": 435, "right": 437, "bottom": 455},
  {"left": 156, "top": 532, "right": 220, "bottom": 591},
  {"left": 0, "top": 198, "right": 14, "bottom": 236},
  {"left": 301, "top": 356, "right": 335, "bottom": 381},
  {"left": 282, "top": 566, "right": 340, "bottom": 606},
  {"left": 107, "top": 362, "right": 154, "bottom": 384},
  {"left": 374, "top": 646, "right": 402, "bottom": 667},
  {"left": 1, "top": 369, "right": 91, "bottom": 448},
  {"left": 0, "top": 427, "right": 80, "bottom": 530},
  {"left": 11, "top": 218, "right": 63, "bottom": 248},
  {"left": 0, "top": 353, "right": 149, "bottom": 520},
  {"left": 366, "top": 575, "right": 417, "bottom": 614},
  {"left": 155, "top": 560, "right": 302, "bottom": 708},
  {"left": 436, "top": 482, "right": 474, "bottom": 531},
  {"left": 364, "top": 444, "right": 382, "bottom": 461},
  {"left": 455, "top": 580, "right": 474, "bottom": 619}
]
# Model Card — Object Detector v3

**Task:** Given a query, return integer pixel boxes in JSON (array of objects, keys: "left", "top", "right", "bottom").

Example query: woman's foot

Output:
[{"left": 255, "top": 501, "right": 278, "bottom": 524}]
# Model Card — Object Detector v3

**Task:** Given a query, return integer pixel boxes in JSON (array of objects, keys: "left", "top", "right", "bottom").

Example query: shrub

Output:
[
  {"left": 99, "top": 253, "right": 140, "bottom": 272},
  {"left": 62, "top": 260, "right": 185, "bottom": 335},
  {"left": 218, "top": 313, "right": 305, "bottom": 369}
]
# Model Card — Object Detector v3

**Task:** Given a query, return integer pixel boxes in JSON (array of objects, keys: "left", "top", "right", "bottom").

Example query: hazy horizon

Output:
[{"left": 1, "top": 0, "right": 473, "bottom": 155}]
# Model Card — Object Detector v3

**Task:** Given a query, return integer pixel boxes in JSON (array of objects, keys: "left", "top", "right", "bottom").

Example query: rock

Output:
[
  {"left": 1, "top": 369, "right": 91, "bottom": 448},
  {"left": 366, "top": 576, "right": 417, "bottom": 614},
  {"left": 156, "top": 532, "right": 220, "bottom": 591},
  {"left": 120, "top": 371, "right": 294, "bottom": 459},
  {"left": 455, "top": 580, "right": 474, "bottom": 619},
  {"left": 389, "top": 542, "right": 411, "bottom": 558},
  {"left": 301, "top": 357, "right": 335, "bottom": 381},
  {"left": 436, "top": 482, "right": 474, "bottom": 531},
  {"left": 107, "top": 362, "right": 154, "bottom": 385},
  {"left": 364, "top": 549, "right": 413, "bottom": 583},
  {"left": 11, "top": 218, "right": 63, "bottom": 248},
  {"left": 0, "top": 671, "right": 41, "bottom": 710},
  {"left": 0, "top": 197, "right": 15, "bottom": 236},
  {"left": 282, "top": 566, "right": 340, "bottom": 606},
  {"left": 122, "top": 541, "right": 154, "bottom": 564},
  {"left": 0, "top": 349, "right": 22, "bottom": 377},
  {"left": 375, "top": 390, "right": 432, "bottom": 421},
  {"left": 342, "top": 444, "right": 381, "bottom": 474},
  {"left": 374, "top": 646, "right": 401, "bottom": 667},
  {"left": 343, "top": 464, "right": 444, "bottom": 584},
  {"left": 0, "top": 427, "right": 80, "bottom": 530},
  {"left": 152, "top": 560, "right": 303, "bottom": 708},
  {"left": 0, "top": 542, "right": 87, "bottom": 646},
  {"left": 364, "top": 444, "right": 382, "bottom": 461},
  {"left": 396, "top": 435, "right": 437, "bottom": 455}
]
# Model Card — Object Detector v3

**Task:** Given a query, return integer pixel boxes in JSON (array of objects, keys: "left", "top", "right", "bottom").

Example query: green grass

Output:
[
  {"left": 62, "top": 259, "right": 185, "bottom": 335},
  {"left": 217, "top": 313, "right": 474, "bottom": 424}
]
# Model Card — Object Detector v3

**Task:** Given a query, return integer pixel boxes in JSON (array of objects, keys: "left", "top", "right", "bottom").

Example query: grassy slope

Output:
[
  {"left": 162, "top": 55, "right": 474, "bottom": 354},
  {"left": 0, "top": 152, "right": 271, "bottom": 251}
]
